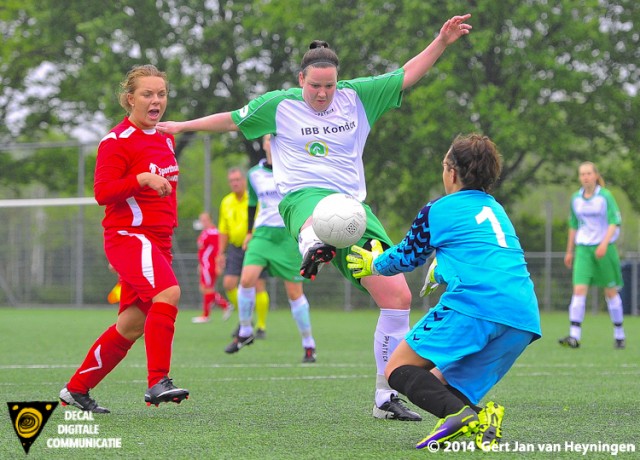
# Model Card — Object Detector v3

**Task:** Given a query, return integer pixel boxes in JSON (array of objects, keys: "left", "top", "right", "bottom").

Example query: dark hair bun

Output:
[{"left": 309, "top": 40, "right": 330, "bottom": 50}]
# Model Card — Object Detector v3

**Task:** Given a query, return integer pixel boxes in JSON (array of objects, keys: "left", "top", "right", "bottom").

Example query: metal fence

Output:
[
  {"left": 0, "top": 200, "right": 638, "bottom": 316},
  {"left": 1, "top": 139, "right": 638, "bottom": 315}
]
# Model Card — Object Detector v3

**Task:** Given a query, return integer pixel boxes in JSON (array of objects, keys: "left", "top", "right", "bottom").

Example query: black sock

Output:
[
  {"left": 446, "top": 385, "right": 481, "bottom": 413},
  {"left": 388, "top": 365, "right": 465, "bottom": 418}
]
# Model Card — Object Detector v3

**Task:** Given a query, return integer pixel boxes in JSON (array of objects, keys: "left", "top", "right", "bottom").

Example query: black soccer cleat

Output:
[
  {"left": 59, "top": 385, "right": 110, "bottom": 413},
  {"left": 224, "top": 334, "right": 255, "bottom": 354},
  {"left": 558, "top": 336, "right": 580, "bottom": 349},
  {"left": 300, "top": 243, "right": 336, "bottom": 280},
  {"left": 302, "top": 347, "right": 317, "bottom": 363},
  {"left": 373, "top": 395, "right": 422, "bottom": 421},
  {"left": 144, "top": 377, "right": 189, "bottom": 407}
]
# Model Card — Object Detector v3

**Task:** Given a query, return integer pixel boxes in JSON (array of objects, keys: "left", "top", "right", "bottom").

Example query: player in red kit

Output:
[
  {"left": 59, "top": 64, "right": 189, "bottom": 413},
  {"left": 193, "top": 212, "right": 234, "bottom": 323}
]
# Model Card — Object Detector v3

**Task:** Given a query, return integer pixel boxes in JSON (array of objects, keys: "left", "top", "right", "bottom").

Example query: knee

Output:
[
  {"left": 123, "top": 326, "right": 144, "bottom": 342},
  {"left": 285, "top": 283, "right": 303, "bottom": 300},
  {"left": 397, "top": 288, "right": 412, "bottom": 309},
  {"left": 365, "top": 275, "right": 412, "bottom": 309},
  {"left": 154, "top": 285, "right": 181, "bottom": 306},
  {"left": 387, "top": 364, "right": 413, "bottom": 393},
  {"left": 573, "top": 285, "right": 588, "bottom": 296},
  {"left": 223, "top": 277, "right": 237, "bottom": 292},
  {"left": 116, "top": 317, "right": 144, "bottom": 342},
  {"left": 385, "top": 362, "right": 399, "bottom": 383},
  {"left": 380, "top": 287, "right": 412, "bottom": 310},
  {"left": 239, "top": 273, "right": 258, "bottom": 289},
  {"left": 256, "top": 278, "right": 267, "bottom": 292},
  {"left": 604, "top": 288, "right": 619, "bottom": 300}
]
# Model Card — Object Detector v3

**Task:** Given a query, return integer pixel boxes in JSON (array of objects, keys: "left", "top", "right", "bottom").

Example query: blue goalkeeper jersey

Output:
[{"left": 374, "top": 189, "right": 541, "bottom": 338}]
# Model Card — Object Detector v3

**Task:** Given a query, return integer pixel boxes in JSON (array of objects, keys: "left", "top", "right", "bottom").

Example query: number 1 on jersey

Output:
[{"left": 475, "top": 206, "right": 507, "bottom": 247}]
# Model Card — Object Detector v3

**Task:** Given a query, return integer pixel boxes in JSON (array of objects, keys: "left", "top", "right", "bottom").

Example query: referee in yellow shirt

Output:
[{"left": 217, "top": 167, "right": 269, "bottom": 337}]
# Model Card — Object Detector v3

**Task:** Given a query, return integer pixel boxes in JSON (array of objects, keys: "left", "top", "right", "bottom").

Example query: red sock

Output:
[
  {"left": 67, "top": 324, "right": 134, "bottom": 394},
  {"left": 145, "top": 302, "right": 178, "bottom": 387},
  {"left": 213, "top": 292, "right": 230, "bottom": 309},
  {"left": 202, "top": 293, "right": 215, "bottom": 316}
]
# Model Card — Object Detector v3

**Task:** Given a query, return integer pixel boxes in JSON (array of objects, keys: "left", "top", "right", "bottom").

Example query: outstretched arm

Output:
[
  {"left": 156, "top": 112, "right": 239, "bottom": 135},
  {"left": 402, "top": 14, "right": 472, "bottom": 90}
]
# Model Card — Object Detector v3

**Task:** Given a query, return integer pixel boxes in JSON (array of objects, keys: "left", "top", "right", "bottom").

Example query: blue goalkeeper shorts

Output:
[{"left": 406, "top": 303, "right": 535, "bottom": 404}]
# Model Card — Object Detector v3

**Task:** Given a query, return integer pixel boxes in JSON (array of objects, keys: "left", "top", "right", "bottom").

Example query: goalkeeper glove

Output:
[
  {"left": 419, "top": 257, "right": 440, "bottom": 297},
  {"left": 346, "top": 239, "right": 384, "bottom": 279}
]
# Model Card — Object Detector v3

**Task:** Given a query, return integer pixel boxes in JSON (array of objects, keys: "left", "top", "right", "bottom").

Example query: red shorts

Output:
[{"left": 104, "top": 229, "right": 178, "bottom": 314}]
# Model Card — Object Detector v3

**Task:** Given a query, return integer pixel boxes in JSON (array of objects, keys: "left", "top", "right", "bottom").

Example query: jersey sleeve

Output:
[
  {"left": 341, "top": 69, "right": 404, "bottom": 127},
  {"left": 373, "top": 200, "right": 436, "bottom": 275},
  {"left": 247, "top": 173, "right": 258, "bottom": 231},
  {"left": 210, "top": 232, "right": 220, "bottom": 257},
  {"left": 602, "top": 189, "right": 622, "bottom": 225},
  {"left": 218, "top": 198, "right": 229, "bottom": 235},
  {"left": 231, "top": 90, "right": 292, "bottom": 140},
  {"left": 94, "top": 137, "right": 142, "bottom": 205},
  {"left": 247, "top": 172, "right": 258, "bottom": 207},
  {"left": 568, "top": 194, "right": 579, "bottom": 230}
]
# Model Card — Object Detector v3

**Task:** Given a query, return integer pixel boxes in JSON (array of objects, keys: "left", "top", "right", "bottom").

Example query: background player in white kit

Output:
[
  {"left": 224, "top": 134, "right": 318, "bottom": 363},
  {"left": 157, "top": 14, "right": 472, "bottom": 421},
  {"left": 559, "top": 161, "right": 626, "bottom": 349}
]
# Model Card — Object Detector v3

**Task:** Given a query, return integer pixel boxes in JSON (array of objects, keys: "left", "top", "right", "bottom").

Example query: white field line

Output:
[
  {"left": 1, "top": 362, "right": 639, "bottom": 387},
  {"left": 0, "top": 362, "right": 372, "bottom": 370},
  {"left": 1, "top": 362, "right": 637, "bottom": 371}
]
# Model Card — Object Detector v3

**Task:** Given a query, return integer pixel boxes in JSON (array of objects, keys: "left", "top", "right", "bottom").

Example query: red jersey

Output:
[
  {"left": 94, "top": 117, "right": 179, "bottom": 237},
  {"left": 198, "top": 227, "right": 220, "bottom": 269}
]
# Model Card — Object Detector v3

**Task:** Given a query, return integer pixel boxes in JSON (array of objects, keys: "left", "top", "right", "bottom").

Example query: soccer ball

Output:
[{"left": 311, "top": 193, "right": 367, "bottom": 248}]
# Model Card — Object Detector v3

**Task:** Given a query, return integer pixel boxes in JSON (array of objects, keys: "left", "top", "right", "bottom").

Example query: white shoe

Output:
[
  {"left": 221, "top": 304, "right": 234, "bottom": 321},
  {"left": 191, "top": 316, "right": 211, "bottom": 324}
]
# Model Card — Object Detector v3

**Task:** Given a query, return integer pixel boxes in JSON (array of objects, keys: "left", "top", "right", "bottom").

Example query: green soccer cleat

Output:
[
  {"left": 475, "top": 401, "right": 505, "bottom": 451},
  {"left": 416, "top": 406, "right": 479, "bottom": 449}
]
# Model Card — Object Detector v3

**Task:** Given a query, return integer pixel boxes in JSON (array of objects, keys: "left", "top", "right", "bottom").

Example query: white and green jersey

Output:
[
  {"left": 247, "top": 159, "right": 284, "bottom": 229},
  {"left": 231, "top": 69, "right": 405, "bottom": 201},
  {"left": 569, "top": 185, "right": 621, "bottom": 246}
]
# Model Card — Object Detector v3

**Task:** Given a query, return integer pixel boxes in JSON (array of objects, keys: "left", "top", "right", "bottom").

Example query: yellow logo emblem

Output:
[{"left": 7, "top": 401, "right": 58, "bottom": 454}]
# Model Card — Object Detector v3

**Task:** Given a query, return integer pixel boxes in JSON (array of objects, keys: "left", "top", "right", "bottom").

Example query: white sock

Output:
[
  {"left": 374, "top": 309, "right": 410, "bottom": 407},
  {"left": 298, "top": 225, "right": 322, "bottom": 257},
  {"left": 237, "top": 286, "right": 255, "bottom": 336},
  {"left": 606, "top": 294, "right": 626, "bottom": 340},
  {"left": 290, "top": 294, "right": 315, "bottom": 348},
  {"left": 568, "top": 294, "right": 586, "bottom": 340}
]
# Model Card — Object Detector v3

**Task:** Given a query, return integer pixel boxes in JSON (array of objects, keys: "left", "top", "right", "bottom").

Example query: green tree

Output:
[
  {"left": 361, "top": 0, "right": 640, "bottom": 231},
  {"left": 237, "top": 0, "right": 640, "bottom": 236},
  {"left": 1, "top": 0, "right": 638, "bottom": 238}
]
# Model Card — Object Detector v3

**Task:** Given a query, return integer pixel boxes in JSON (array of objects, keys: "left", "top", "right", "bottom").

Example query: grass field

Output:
[{"left": 1, "top": 307, "right": 638, "bottom": 459}]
